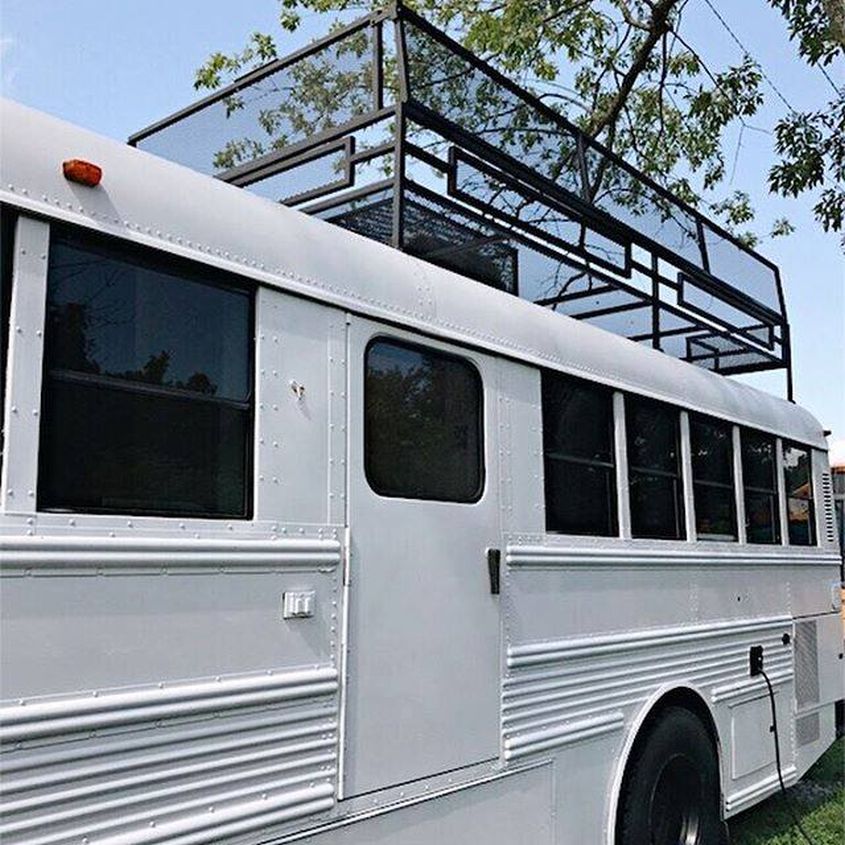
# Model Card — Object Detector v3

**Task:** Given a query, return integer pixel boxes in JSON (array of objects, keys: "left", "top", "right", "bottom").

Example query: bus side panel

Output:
[
  {"left": 502, "top": 557, "right": 807, "bottom": 821},
  {"left": 0, "top": 549, "right": 342, "bottom": 845},
  {"left": 0, "top": 286, "right": 348, "bottom": 844},
  {"left": 290, "top": 764, "right": 554, "bottom": 845}
]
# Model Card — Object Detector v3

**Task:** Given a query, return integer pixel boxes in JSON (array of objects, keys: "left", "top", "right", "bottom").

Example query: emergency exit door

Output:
[{"left": 343, "top": 317, "right": 502, "bottom": 796}]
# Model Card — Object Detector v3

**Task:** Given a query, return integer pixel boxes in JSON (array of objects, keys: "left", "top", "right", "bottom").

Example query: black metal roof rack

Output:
[{"left": 130, "top": 2, "right": 792, "bottom": 396}]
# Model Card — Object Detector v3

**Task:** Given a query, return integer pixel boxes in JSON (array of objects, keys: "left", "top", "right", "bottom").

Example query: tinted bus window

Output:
[
  {"left": 365, "top": 338, "right": 483, "bottom": 502},
  {"left": 38, "top": 228, "right": 253, "bottom": 517},
  {"left": 626, "top": 397, "right": 684, "bottom": 539},
  {"left": 783, "top": 443, "right": 815, "bottom": 545},
  {"left": 741, "top": 430, "right": 780, "bottom": 544},
  {"left": 690, "top": 416, "right": 737, "bottom": 541},
  {"left": 542, "top": 372, "right": 617, "bottom": 536}
]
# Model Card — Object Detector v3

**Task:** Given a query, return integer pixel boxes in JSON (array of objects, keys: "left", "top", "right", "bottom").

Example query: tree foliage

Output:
[
  {"left": 768, "top": 0, "right": 844, "bottom": 233},
  {"left": 195, "top": 0, "right": 844, "bottom": 244}
]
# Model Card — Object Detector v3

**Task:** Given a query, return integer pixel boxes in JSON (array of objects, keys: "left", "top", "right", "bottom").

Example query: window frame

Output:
[
  {"left": 781, "top": 439, "right": 816, "bottom": 546},
  {"left": 363, "top": 334, "right": 486, "bottom": 504},
  {"left": 625, "top": 394, "right": 686, "bottom": 541},
  {"left": 689, "top": 413, "right": 738, "bottom": 542},
  {"left": 37, "top": 224, "right": 256, "bottom": 520},
  {"left": 541, "top": 369, "right": 619, "bottom": 537}
]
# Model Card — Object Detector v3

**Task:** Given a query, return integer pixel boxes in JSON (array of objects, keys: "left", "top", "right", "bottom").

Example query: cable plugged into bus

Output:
[{"left": 745, "top": 643, "right": 817, "bottom": 845}]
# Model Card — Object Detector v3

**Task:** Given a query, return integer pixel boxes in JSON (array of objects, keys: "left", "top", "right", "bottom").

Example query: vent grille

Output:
[
  {"left": 794, "top": 620, "right": 820, "bottom": 708},
  {"left": 820, "top": 472, "right": 836, "bottom": 544},
  {"left": 796, "top": 712, "right": 820, "bottom": 747}
]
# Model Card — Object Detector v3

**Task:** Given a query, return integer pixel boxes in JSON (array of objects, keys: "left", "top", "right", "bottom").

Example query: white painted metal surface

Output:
[
  {"left": 0, "top": 98, "right": 841, "bottom": 845},
  {"left": 343, "top": 318, "right": 502, "bottom": 796},
  {"left": 0, "top": 216, "right": 48, "bottom": 514}
]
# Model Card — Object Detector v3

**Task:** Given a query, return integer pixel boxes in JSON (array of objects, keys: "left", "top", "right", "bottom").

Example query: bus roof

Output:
[{"left": 0, "top": 98, "right": 826, "bottom": 450}]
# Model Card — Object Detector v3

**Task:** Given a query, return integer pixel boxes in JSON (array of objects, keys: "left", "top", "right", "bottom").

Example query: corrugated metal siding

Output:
[{"left": 0, "top": 669, "right": 338, "bottom": 844}]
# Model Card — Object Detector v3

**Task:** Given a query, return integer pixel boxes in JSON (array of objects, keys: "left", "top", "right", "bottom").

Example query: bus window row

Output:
[
  {"left": 0, "top": 222, "right": 818, "bottom": 547},
  {"left": 541, "top": 370, "right": 816, "bottom": 546}
]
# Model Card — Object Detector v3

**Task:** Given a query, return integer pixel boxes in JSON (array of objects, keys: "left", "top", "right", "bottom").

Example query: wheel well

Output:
[
  {"left": 613, "top": 687, "right": 723, "bottom": 842},
  {"left": 634, "top": 688, "right": 720, "bottom": 757}
]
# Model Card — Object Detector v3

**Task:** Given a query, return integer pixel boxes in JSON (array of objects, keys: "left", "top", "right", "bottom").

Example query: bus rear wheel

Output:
[{"left": 617, "top": 706, "right": 724, "bottom": 845}]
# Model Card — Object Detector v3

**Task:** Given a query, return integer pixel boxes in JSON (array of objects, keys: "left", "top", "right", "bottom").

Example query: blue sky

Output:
[{"left": 2, "top": 0, "right": 842, "bottom": 457}]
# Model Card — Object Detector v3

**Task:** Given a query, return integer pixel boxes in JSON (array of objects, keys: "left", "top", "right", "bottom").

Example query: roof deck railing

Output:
[{"left": 131, "top": 2, "right": 792, "bottom": 394}]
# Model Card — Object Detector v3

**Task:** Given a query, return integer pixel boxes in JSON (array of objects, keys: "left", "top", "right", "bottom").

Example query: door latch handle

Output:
[{"left": 487, "top": 548, "right": 501, "bottom": 596}]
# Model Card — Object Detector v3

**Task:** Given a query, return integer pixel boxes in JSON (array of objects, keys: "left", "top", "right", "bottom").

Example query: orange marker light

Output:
[{"left": 62, "top": 159, "right": 102, "bottom": 187}]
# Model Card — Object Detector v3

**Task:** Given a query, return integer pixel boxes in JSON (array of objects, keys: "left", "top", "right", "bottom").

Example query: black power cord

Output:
[{"left": 759, "top": 667, "right": 818, "bottom": 845}]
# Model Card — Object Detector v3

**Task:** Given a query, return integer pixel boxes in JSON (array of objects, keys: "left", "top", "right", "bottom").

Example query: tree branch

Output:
[{"left": 585, "top": 0, "right": 680, "bottom": 139}]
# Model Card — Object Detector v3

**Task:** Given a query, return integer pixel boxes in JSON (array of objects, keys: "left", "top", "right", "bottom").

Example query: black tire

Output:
[{"left": 617, "top": 706, "right": 725, "bottom": 845}]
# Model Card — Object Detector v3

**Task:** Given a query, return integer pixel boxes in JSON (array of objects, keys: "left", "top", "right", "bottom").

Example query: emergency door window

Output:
[{"left": 365, "top": 338, "right": 483, "bottom": 502}]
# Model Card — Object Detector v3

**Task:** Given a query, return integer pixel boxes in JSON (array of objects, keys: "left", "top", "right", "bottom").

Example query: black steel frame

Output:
[{"left": 130, "top": 1, "right": 793, "bottom": 397}]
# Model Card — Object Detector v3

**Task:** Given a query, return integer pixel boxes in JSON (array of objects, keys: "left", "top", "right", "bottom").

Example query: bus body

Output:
[{"left": 0, "top": 98, "right": 841, "bottom": 844}]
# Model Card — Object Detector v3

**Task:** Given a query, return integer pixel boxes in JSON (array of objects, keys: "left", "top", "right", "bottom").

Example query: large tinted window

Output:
[
  {"left": 690, "top": 416, "right": 737, "bottom": 541},
  {"left": 38, "top": 228, "right": 253, "bottom": 517},
  {"left": 542, "top": 372, "right": 617, "bottom": 536},
  {"left": 783, "top": 443, "right": 815, "bottom": 545},
  {"left": 741, "top": 430, "right": 780, "bottom": 544},
  {"left": 626, "top": 397, "right": 684, "bottom": 539},
  {"left": 365, "top": 338, "right": 483, "bottom": 501}
]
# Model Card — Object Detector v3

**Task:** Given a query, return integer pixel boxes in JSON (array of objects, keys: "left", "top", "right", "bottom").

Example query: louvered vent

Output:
[
  {"left": 820, "top": 472, "right": 836, "bottom": 544},
  {"left": 794, "top": 620, "right": 820, "bottom": 709},
  {"left": 796, "top": 712, "right": 820, "bottom": 747}
]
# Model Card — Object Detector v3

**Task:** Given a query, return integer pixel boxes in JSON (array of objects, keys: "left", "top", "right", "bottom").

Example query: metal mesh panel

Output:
[
  {"left": 796, "top": 712, "right": 820, "bottom": 747},
  {"left": 402, "top": 190, "right": 518, "bottom": 293},
  {"left": 686, "top": 333, "right": 780, "bottom": 372},
  {"left": 794, "top": 620, "right": 820, "bottom": 709},
  {"left": 321, "top": 190, "right": 395, "bottom": 245}
]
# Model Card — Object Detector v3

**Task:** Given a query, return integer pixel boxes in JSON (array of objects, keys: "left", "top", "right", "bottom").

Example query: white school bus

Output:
[{"left": 0, "top": 97, "right": 841, "bottom": 845}]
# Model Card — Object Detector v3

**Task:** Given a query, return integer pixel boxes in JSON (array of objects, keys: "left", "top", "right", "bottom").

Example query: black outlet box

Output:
[{"left": 749, "top": 645, "right": 764, "bottom": 677}]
